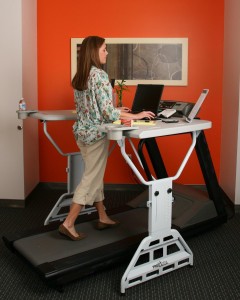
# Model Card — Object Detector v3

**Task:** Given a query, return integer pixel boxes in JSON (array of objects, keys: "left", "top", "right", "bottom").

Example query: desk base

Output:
[
  {"left": 121, "top": 229, "right": 193, "bottom": 293},
  {"left": 44, "top": 192, "right": 96, "bottom": 225}
]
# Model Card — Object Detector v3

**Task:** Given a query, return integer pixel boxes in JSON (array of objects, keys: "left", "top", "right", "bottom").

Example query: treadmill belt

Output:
[{"left": 13, "top": 208, "right": 148, "bottom": 267}]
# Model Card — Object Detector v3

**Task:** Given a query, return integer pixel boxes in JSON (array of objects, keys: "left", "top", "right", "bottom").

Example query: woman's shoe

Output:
[
  {"left": 59, "top": 224, "right": 86, "bottom": 241},
  {"left": 95, "top": 220, "right": 120, "bottom": 230}
]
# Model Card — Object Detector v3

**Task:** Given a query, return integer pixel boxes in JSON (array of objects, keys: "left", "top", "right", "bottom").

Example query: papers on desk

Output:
[
  {"left": 113, "top": 120, "right": 156, "bottom": 126},
  {"left": 133, "top": 120, "right": 156, "bottom": 126}
]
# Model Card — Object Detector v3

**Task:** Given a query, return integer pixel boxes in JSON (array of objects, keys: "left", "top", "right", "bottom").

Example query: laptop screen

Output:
[
  {"left": 131, "top": 84, "right": 164, "bottom": 114},
  {"left": 186, "top": 89, "right": 209, "bottom": 123}
]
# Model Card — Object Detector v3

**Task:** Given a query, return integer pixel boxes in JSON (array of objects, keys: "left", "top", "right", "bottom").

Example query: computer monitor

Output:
[{"left": 131, "top": 84, "right": 164, "bottom": 114}]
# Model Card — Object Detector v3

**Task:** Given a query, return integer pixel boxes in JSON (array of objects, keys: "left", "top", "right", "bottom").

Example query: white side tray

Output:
[{"left": 99, "top": 124, "right": 139, "bottom": 140}]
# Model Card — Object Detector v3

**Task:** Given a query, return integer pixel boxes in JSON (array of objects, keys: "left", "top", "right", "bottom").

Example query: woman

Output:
[{"left": 59, "top": 36, "right": 155, "bottom": 241}]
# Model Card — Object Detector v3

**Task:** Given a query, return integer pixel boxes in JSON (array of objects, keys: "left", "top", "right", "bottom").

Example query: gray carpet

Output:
[{"left": 1, "top": 184, "right": 240, "bottom": 299}]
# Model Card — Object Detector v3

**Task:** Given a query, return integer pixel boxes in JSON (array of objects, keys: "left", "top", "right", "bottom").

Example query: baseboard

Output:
[
  {"left": 104, "top": 183, "right": 145, "bottom": 192},
  {"left": 235, "top": 205, "right": 240, "bottom": 213},
  {"left": 1, "top": 182, "right": 238, "bottom": 214},
  {"left": 39, "top": 182, "right": 67, "bottom": 190},
  {"left": 38, "top": 182, "right": 145, "bottom": 191},
  {"left": 0, "top": 182, "right": 144, "bottom": 208}
]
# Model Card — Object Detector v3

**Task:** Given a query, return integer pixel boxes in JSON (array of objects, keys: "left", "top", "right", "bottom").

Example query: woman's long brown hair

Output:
[{"left": 72, "top": 36, "right": 105, "bottom": 91}]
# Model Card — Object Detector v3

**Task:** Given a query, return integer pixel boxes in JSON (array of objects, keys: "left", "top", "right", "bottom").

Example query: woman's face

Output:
[{"left": 99, "top": 42, "right": 108, "bottom": 64}]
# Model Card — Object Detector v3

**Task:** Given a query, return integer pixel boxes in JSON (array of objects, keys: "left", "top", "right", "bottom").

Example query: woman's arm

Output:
[
  {"left": 120, "top": 110, "right": 156, "bottom": 120},
  {"left": 117, "top": 106, "right": 155, "bottom": 120}
]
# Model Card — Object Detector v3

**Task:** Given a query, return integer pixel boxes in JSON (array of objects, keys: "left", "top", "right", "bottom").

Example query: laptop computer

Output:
[
  {"left": 185, "top": 89, "right": 209, "bottom": 123},
  {"left": 131, "top": 84, "right": 164, "bottom": 117}
]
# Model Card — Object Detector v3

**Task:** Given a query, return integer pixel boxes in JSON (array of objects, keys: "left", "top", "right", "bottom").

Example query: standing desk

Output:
[{"left": 6, "top": 110, "right": 226, "bottom": 292}]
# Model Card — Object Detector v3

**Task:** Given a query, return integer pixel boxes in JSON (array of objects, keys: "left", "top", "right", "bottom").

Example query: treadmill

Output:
[
  {"left": 3, "top": 206, "right": 149, "bottom": 290},
  {"left": 3, "top": 112, "right": 228, "bottom": 291}
]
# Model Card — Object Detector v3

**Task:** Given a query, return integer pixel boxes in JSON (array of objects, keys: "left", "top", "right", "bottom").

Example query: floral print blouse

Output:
[{"left": 73, "top": 66, "right": 121, "bottom": 145}]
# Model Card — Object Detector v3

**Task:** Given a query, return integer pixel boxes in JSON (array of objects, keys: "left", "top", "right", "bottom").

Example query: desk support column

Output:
[{"left": 148, "top": 178, "right": 172, "bottom": 237}]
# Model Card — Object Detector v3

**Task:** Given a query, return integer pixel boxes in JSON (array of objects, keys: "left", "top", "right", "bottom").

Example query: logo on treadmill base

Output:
[{"left": 152, "top": 260, "right": 168, "bottom": 269}]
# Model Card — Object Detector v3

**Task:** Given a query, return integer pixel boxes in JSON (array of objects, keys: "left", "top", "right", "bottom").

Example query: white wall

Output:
[
  {"left": 220, "top": 0, "right": 240, "bottom": 206},
  {"left": 22, "top": 0, "right": 39, "bottom": 196},
  {"left": 0, "top": 0, "right": 38, "bottom": 201}
]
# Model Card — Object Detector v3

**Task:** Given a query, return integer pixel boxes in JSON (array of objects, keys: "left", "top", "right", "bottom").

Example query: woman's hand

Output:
[
  {"left": 119, "top": 110, "right": 155, "bottom": 120},
  {"left": 134, "top": 111, "right": 155, "bottom": 120}
]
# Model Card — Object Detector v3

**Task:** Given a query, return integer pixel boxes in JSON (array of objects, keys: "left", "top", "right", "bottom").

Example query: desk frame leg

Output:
[
  {"left": 120, "top": 178, "right": 193, "bottom": 294},
  {"left": 118, "top": 133, "right": 197, "bottom": 294}
]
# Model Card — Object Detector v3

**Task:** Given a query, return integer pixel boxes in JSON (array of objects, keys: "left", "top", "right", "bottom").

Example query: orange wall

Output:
[{"left": 37, "top": 0, "right": 224, "bottom": 184}]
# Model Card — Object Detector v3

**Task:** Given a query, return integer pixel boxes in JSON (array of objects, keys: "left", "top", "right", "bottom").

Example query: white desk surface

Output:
[
  {"left": 124, "top": 119, "right": 212, "bottom": 139},
  {"left": 28, "top": 110, "right": 211, "bottom": 138}
]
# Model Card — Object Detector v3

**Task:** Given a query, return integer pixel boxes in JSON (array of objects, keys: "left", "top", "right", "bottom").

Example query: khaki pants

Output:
[{"left": 72, "top": 137, "right": 109, "bottom": 206}]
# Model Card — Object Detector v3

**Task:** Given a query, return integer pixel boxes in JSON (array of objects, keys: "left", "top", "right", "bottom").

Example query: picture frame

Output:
[{"left": 71, "top": 38, "right": 188, "bottom": 86}]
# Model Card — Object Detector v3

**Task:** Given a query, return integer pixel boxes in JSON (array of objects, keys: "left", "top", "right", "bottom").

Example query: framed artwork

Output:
[{"left": 71, "top": 38, "right": 188, "bottom": 86}]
